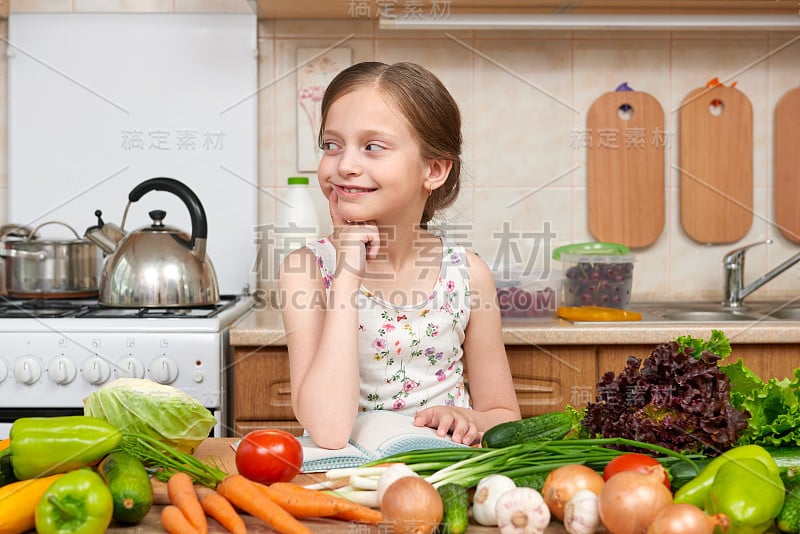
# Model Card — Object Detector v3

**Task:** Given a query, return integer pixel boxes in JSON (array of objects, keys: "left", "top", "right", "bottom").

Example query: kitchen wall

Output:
[
  {"left": 259, "top": 18, "right": 800, "bottom": 304},
  {"left": 2, "top": 2, "right": 800, "bottom": 305}
]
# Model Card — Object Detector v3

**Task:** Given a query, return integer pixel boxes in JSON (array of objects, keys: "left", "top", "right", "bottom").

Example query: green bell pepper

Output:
[
  {"left": 673, "top": 444, "right": 780, "bottom": 508},
  {"left": 9, "top": 415, "right": 122, "bottom": 480},
  {"left": 34, "top": 468, "right": 113, "bottom": 534},
  {"left": 705, "top": 457, "right": 785, "bottom": 534}
]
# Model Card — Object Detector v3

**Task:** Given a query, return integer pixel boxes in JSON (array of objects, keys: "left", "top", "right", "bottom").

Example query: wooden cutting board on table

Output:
[
  {"left": 587, "top": 90, "right": 665, "bottom": 248},
  {"left": 679, "top": 85, "right": 753, "bottom": 244},
  {"left": 775, "top": 86, "right": 800, "bottom": 243}
]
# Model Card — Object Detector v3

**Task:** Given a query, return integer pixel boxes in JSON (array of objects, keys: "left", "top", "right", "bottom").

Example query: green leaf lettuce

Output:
[{"left": 721, "top": 358, "right": 800, "bottom": 447}]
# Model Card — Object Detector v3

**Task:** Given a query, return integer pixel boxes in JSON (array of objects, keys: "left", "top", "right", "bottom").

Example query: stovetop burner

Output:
[{"left": 0, "top": 295, "right": 241, "bottom": 319}]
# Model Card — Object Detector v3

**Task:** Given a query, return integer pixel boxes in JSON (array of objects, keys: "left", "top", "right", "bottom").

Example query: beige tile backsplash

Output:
[{"left": 1, "top": 12, "right": 799, "bottom": 304}]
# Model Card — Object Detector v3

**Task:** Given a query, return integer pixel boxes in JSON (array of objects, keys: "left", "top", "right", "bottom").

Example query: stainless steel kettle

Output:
[{"left": 86, "top": 177, "right": 220, "bottom": 307}]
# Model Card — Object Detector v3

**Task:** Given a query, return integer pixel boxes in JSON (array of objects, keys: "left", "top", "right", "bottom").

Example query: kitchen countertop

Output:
[
  {"left": 114, "top": 438, "right": 574, "bottom": 533},
  {"left": 230, "top": 303, "right": 800, "bottom": 347}
]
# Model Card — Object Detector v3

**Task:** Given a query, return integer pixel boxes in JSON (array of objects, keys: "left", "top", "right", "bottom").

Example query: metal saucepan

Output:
[{"left": 1, "top": 221, "right": 101, "bottom": 298}]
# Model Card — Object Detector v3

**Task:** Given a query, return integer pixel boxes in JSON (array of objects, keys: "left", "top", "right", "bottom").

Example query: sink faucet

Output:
[{"left": 723, "top": 240, "right": 800, "bottom": 309}]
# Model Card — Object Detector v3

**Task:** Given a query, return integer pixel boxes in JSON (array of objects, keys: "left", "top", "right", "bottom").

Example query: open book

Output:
[{"left": 298, "top": 410, "right": 469, "bottom": 472}]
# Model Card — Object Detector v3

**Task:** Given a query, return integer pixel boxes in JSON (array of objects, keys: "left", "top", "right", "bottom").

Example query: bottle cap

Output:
[{"left": 287, "top": 176, "right": 309, "bottom": 185}]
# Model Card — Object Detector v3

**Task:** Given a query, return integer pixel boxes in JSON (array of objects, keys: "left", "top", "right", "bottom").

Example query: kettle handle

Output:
[{"left": 128, "top": 177, "right": 208, "bottom": 248}]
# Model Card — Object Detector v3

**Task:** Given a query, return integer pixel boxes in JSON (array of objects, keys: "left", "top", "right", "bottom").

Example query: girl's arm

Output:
[
  {"left": 414, "top": 252, "right": 521, "bottom": 443},
  {"left": 279, "top": 247, "right": 361, "bottom": 449},
  {"left": 279, "top": 190, "right": 381, "bottom": 449}
]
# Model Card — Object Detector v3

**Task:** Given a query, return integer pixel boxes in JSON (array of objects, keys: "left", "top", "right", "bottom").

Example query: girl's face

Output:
[{"left": 317, "top": 86, "right": 430, "bottom": 225}]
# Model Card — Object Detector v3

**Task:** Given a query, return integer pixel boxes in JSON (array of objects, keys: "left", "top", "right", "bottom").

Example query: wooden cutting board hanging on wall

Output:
[
  {"left": 587, "top": 90, "right": 665, "bottom": 248},
  {"left": 775, "top": 86, "right": 800, "bottom": 243},
  {"left": 679, "top": 85, "right": 753, "bottom": 244}
]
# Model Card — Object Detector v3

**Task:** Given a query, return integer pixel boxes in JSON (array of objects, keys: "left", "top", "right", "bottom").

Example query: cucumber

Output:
[
  {"left": 666, "top": 458, "right": 711, "bottom": 492},
  {"left": 0, "top": 453, "right": 17, "bottom": 487},
  {"left": 97, "top": 450, "right": 154, "bottom": 524},
  {"left": 777, "top": 467, "right": 800, "bottom": 533},
  {"left": 511, "top": 471, "right": 549, "bottom": 492},
  {"left": 764, "top": 446, "right": 800, "bottom": 473},
  {"left": 481, "top": 411, "right": 573, "bottom": 448},
  {"left": 437, "top": 482, "right": 469, "bottom": 534}
]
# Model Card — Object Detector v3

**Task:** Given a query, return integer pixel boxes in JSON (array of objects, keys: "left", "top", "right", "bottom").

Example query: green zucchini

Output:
[
  {"left": 437, "top": 482, "right": 469, "bottom": 534},
  {"left": 97, "top": 450, "right": 153, "bottom": 524},
  {"left": 777, "top": 467, "right": 800, "bottom": 533},
  {"left": 481, "top": 411, "right": 573, "bottom": 448}
]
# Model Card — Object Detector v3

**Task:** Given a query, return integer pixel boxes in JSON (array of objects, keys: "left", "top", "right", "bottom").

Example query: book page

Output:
[
  {"left": 296, "top": 411, "right": 468, "bottom": 472},
  {"left": 349, "top": 411, "right": 468, "bottom": 459},
  {"left": 297, "top": 436, "right": 369, "bottom": 472}
]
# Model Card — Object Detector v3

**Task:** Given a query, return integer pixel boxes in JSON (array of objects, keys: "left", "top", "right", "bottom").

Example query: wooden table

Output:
[{"left": 106, "top": 438, "right": 573, "bottom": 533}]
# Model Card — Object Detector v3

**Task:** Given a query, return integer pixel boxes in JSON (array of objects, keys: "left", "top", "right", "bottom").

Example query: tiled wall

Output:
[
  {"left": 259, "top": 19, "right": 800, "bottom": 304},
  {"left": 1, "top": 4, "right": 799, "bottom": 304}
]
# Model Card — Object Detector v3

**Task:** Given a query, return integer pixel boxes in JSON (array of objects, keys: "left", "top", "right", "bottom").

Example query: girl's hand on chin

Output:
[{"left": 328, "top": 188, "right": 380, "bottom": 279}]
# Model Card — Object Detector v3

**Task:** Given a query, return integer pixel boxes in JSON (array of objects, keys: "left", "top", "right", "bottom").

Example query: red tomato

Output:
[
  {"left": 235, "top": 429, "right": 303, "bottom": 484},
  {"left": 602, "top": 453, "right": 671, "bottom": 489}
]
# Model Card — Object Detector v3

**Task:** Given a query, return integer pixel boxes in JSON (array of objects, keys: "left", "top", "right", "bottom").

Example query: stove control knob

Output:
[
  {"left": 48, "top": 357, "right": 77, "bottom": 385},
  {"left": 150, "top": 357, "right": 179, "bottom": 385},
  {"left": 116, "top": 357, "right": 145, "bottom": 379},
  {"left": 82, "top": 357, "right": 111, "bottom": 385},
  {"left": 15, "top": 357, "right": 42, "bottom": 385},
  {"left": 0, "top": 359, "right": 7, "bottom": 384}
]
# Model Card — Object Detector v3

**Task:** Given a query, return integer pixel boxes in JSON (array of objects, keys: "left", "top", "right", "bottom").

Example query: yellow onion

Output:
[
  {"left": 598, "top": 464, "right": 673, "bottom": 534},
  {"left": 381, "top": 476, "right": 443, "bottom": 534}
]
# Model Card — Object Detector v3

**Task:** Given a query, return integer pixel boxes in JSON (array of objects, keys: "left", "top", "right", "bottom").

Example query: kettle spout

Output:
[{"left": 84, "top": 210, "right": 125, "bottom": 254}]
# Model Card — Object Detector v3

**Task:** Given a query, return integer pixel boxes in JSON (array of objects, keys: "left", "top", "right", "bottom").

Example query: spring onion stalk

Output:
[
  {"left": 119, "top": 433, "right": 227, "bottom": 488},
  {"left": 360, "top": 437, "right": 702, "bottom": 490}
]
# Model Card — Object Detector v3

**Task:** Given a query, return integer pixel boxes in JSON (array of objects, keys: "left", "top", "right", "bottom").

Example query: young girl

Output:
[{"left": 279, "top": 61, "right": 520, "bottom": 450}]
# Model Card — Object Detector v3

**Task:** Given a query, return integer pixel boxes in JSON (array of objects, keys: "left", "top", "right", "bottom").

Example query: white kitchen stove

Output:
[{"left": 0, "top": 294, "right": 253, "bottom": 439}]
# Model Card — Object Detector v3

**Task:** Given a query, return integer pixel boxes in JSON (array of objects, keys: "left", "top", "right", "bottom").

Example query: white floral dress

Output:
[{"left": 306, "top": 237, "right": 472, "bottom": 415}]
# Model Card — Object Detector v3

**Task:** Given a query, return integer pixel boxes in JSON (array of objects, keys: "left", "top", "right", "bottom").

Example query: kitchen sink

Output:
[
  {"left": 562, "top": 301, "right": 800, "bottom": 324},
  {"left": 660, "top": 310, "right": 765, "bottom": 322},
  {"left": 755, "top": 307, "right": 800, "bottom": 321}
]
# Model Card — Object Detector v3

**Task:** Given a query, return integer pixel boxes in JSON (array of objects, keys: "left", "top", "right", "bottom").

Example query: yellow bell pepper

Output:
[
  {"left": 557, "top": 305, "right": 642, "bottom": 322},
  {"left": 0, "top": 474, "right": 64, "bottom": 534}
]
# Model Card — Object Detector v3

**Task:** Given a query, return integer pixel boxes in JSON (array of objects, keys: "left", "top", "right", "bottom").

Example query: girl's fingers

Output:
[{"left": 328, "top": 188, "right": 346, "bottom": 228}]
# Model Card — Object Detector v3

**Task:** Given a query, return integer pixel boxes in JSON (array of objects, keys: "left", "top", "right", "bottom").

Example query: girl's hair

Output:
[{"left": 318, "top": 61, "right": 462, "bottom": 227}]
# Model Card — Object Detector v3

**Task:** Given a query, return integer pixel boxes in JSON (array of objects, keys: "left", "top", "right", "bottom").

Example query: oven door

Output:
[{"left": 0, "top": 407, "right": 84, "bottom": 439}]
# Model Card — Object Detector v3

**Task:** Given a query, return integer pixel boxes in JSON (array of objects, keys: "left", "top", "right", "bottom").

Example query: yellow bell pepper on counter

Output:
[{"left": 557, "top": 305, "right": 642, "bottom": 322}]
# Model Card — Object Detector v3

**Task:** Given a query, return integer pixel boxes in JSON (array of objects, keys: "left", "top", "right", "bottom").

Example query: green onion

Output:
[{"left": 360, "top": 437, "right": 703, "bottom": 489}]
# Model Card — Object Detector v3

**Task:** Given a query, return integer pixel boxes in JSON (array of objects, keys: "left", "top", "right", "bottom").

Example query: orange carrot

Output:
[
  {"left": 253, "top": 481, "right": 344, "bottom": 517},
  {"left": 330, "top": 501, "right": 384, "bottom": 525},
  {"left": 161, "top": 505, "right": 200, "bottom": 534},
  {"left": 268, "top": 481, "right": 383, "bottom": 524},
  {"left": 167, "top": 472, "right": 208, "bottom": 534},
  {"left": 199, "top": 491, "right": 247, "bottom": 534},
  {"left": 0, "top": 438, "right": 9, "bottom": 452},
  {"left": 216, "top": 474, "right": 312, "bottom": 534}
]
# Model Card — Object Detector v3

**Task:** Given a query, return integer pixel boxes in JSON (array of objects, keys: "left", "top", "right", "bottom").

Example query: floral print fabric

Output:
[{"left": 306, "top": 237, "right": 472, "bottom": 415}]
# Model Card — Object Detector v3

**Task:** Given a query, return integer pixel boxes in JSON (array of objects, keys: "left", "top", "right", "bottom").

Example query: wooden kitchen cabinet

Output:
[
  {"left": 232, "top": 344, "right": 598, "bottom": 434},
  {"left": 232, "top": 346, "right": 303, "bottom": 436},
  {"left": 505, "top": 345, "right": 597, "bottom": 416}
]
